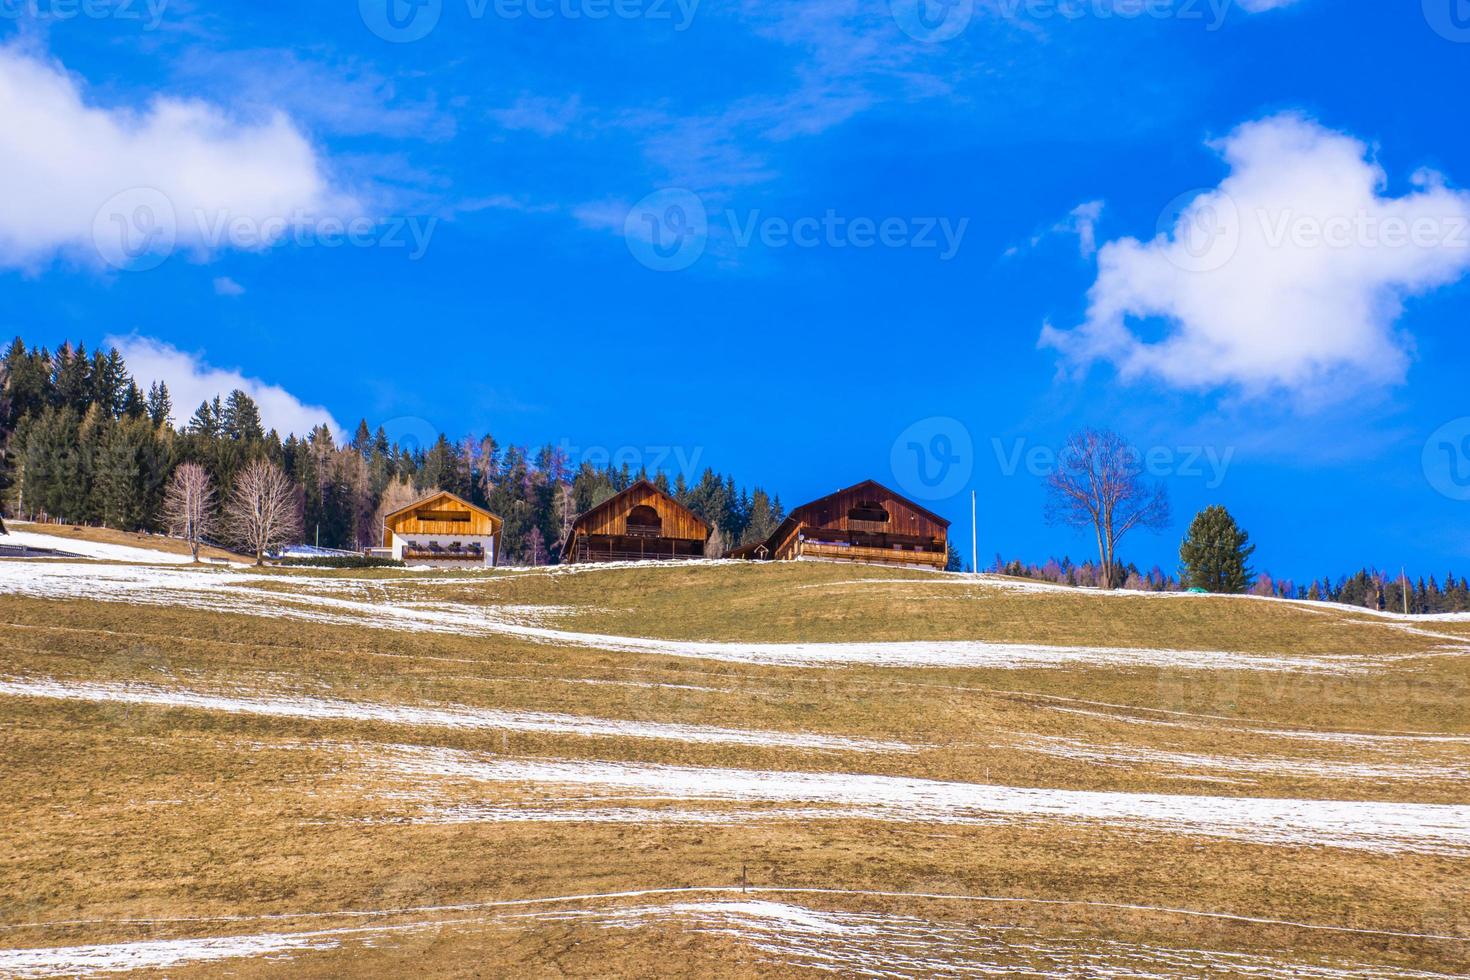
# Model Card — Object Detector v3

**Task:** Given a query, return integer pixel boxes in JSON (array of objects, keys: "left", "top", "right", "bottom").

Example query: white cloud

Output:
[
  {"left": 212, "top": 276, "right": 245, "bottom": 297},
  {"left": 0, "top": 44, "right": 355, "bottom": 270},
  {"left": 1041, "top": 113, "right": 1470, "bottom": 402},
  {"left": 108, "top": 335, "right": 340, "bottom": 439}
]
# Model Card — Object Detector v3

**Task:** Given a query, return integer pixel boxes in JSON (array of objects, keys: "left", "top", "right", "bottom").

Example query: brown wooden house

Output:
[
  {"left": 381, "top": 490, "right": 502, "bottom": 567},
  {"left": 730, "top": 479, "right": 950, "bottom": 569},
  {"left": 562, "top": 480, "right": 711, "bottom": 564}
]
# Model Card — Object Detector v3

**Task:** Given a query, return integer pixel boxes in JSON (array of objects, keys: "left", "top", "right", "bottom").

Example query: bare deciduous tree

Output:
[
  {"left": 225, "top": 460, "right": 302, "bottom": 566},
  {"left": 162, "top": 463, "right": 217, "bottom": 563},
  {"left": 1044, "top": 429, "right": 1170, "bottom": 590}
]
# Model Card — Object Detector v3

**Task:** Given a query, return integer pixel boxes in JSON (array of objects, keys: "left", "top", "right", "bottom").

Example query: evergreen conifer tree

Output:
[{"left": 1179, "top": 505, "right": 1256, "bottom": 593}]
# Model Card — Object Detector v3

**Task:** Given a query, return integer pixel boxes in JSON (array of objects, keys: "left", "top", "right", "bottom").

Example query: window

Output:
[
  {"left": 418, "top": 510, "right": 471, "bottom": 523},
  {"left": 626, "top": 505, "right": 663, "bottom": 536},
  {"left": 847, "top": 502, "right": 890, "bottom": 523}
]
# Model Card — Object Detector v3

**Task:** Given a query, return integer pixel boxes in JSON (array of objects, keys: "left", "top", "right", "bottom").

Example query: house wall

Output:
[
  {"left": 384, "top": 497, "right": 499, "bottom": 543},
  {"left": 787, "top": 484, "right": 949, "bottom": 541},
  {"left": 572, "top": 484, "right": 709, "bottom": 541},
  {"left": 391, "top": 532, "right": 496, "bottom": 567}
]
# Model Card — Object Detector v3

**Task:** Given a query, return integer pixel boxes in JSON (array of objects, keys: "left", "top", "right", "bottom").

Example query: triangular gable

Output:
[{"left": 384, "top": 490, "right": 502, "bottom": 531}]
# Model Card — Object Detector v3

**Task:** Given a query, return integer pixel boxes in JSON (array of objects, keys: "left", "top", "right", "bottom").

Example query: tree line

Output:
[
  {"left": 0, "top": 337, "right": 788, "bottom": 562},
  {"left": 1017, "top": 461, "right": 1470, "bottom": 614}
]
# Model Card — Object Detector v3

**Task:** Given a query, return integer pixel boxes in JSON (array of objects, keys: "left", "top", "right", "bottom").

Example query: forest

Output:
[{"left": 0, "top": 338, "right": 787, "bottom": 563}]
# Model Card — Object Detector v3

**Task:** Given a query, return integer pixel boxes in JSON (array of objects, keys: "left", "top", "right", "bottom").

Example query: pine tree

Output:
[
  {"left": 146, "top": 382, "right": 173, "bottom": 428},
  {"left": 1179, "top": 505, "right": 1256, "bottom": 593},
  {"left": 222, "top": 390, "right": 264, "bottom": 442}
]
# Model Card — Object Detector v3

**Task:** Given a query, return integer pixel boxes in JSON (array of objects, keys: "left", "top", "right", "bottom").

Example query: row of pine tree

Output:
[
  {"left": 0, "top": 338, "right": 787, "bottom": 563},
  {"left": 993, "top": 505, "right": 1470, "bottom": 614}
]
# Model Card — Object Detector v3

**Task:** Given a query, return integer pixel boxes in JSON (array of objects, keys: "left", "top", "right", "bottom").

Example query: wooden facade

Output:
[
  {"left": 382, "top": 491, "right": 502, "bottom": 566},
  {"left": 562, "top": 480, "right": 711, "bottom": 564},
  {"left": 730, "top": 479, "right": 950, "bottom": 569}
]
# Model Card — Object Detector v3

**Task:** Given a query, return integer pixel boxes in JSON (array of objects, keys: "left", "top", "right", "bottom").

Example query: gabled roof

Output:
[
  {"left": 570, "top": 479, "right": 710, "bottom": 532},
  {"left": 736, "top": 479, "right": 950, "bottom": 560},
  {"left": 383, "top": 489, "right": 502, "bottom": 529},
  {"left": 563, "top": 480, "right": 711, "bottom": 559},
  {"left": 787, "top": 479, "right": 951, "bottom": 529}
]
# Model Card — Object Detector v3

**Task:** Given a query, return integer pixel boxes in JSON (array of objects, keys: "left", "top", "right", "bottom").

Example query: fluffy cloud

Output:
[
  {"left": 0, "top": 45, "right": 354, "bottom": 270},
  {"left": 109, "top": 335, "right": 340, "bottom": 439},
  {"left": 212, "top": 276, "right": 246, "bottom": 297},
  {"left": 1041, "top": 113, "right": 1470, "bottom": 401}
]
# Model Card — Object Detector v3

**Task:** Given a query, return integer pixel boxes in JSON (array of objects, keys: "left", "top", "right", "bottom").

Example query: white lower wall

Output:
[{"left": 389, "top": 533, "right": 496, "bottom": 566}]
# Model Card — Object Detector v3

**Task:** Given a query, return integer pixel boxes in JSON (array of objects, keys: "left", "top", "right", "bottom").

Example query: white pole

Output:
[{"left": 971, "top": 490, "right": 978, "bottom": 577}]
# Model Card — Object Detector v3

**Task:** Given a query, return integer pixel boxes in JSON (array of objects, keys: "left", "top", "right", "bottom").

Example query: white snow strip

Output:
[
  {"left": 371, "top": 745, "right": 1470, "bottom": 856},
  {"left": 0, "top": 930, "right": 342, "bottom": 978},
  {"left": 1009, "top": 734, "right": 1470, "bottom": 782},
  {"left": 523, "top": 900, "right": 1460, "bottom": 980},
  {"left": 0, "top": 677, "right": 910, "bottom": 753},
  {"left": 0, "top": 529, "right": 198, "bottom": 565},
  {"left": 0, "top": 563, "right": 1395, "bottom": 674},
  {"left": 3, "top": 899, "right": 1454, "bottom": 980}
]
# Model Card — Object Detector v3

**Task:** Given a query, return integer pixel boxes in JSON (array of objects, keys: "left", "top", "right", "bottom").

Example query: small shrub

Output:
[{"left": 277, "top": 556, "right": 405, "bottom": 569}]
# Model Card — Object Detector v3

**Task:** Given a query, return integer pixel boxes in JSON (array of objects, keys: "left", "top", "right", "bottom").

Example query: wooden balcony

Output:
[{"left": 798, "top": 541, "right": 947, "bottom": 568}]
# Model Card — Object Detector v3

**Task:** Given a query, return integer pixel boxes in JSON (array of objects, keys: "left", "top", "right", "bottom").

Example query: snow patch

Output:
[{"left": 0, "top": 676, "right": 909, "bottom": 753}]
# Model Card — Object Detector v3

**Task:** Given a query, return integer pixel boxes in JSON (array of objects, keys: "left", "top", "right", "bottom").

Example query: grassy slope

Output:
[{"left": 0, "top": 560, "right": 1467, "bottom": 976}]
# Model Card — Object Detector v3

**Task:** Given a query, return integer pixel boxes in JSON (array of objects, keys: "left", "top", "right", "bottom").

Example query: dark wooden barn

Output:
[
  {"left": 562, "top": 480, "right": 712, "bottom": 564},
  {"left": 730, "top": 479, "right": 950, "bottom": 569}
]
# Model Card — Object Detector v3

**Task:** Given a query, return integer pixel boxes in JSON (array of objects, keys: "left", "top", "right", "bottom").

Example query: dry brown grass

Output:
[{"left": 0, "top": 560, "right": 1467, "bottom": 976}]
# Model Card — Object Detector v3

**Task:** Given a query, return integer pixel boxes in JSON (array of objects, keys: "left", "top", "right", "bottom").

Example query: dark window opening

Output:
[
  {"left": 847, "top": 502, "right": 890, "bottom": 524},
  {"left": 626, "top": 505, "right": 663, "bottom": 537}
]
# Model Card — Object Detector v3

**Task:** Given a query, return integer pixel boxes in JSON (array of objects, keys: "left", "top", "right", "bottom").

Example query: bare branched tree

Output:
[
  {"left": 225, "top": 460, "right": 302, "bottom": 566},
  {"left": 162, "top": 463, "right": 217, "bottom": 562},
  {"left": 1044, "top": 429, "right": 1170, "bottom": 590}
]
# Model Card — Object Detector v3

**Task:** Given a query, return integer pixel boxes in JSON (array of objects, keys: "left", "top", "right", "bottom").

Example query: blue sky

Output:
[{"left": 3, "top": 0, "right": 1470, "bottom": 581}]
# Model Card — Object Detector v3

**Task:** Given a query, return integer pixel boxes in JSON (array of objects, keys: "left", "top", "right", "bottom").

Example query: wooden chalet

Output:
[
  {"left": 730, "top": 479, "right": 950, "bottom": 569},
  {"left": 562, "top": 480, "right": 711, "bottom": 564},
  {"left": 381, "top": 490, "right": 502, "bottom": 567}
]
